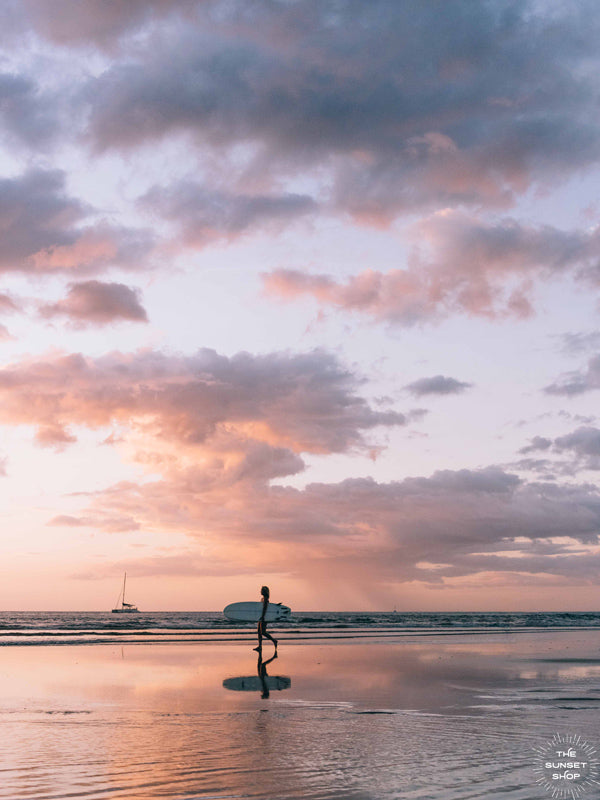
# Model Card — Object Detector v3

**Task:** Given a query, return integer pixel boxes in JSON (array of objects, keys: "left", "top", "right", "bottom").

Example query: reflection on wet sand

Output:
[
  {"left": 224, "top": 648, "right": 291, "bottom": 697},
  {"left": 0, "top": 631, "right": 598, "bottom": 799}
]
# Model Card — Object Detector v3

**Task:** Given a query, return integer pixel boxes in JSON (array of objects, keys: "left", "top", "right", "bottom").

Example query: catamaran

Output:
[{"left": 112, "top": 572, "right": 139, "bottom": 613}]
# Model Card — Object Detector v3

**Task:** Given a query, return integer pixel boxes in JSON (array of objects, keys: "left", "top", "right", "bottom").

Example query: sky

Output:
[{"left": 1, "top": 0, "right": 600, "bottom": 611}]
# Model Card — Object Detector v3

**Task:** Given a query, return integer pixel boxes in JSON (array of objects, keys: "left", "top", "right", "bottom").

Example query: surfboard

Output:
[
  {"left": 223, "top": 675, "right": 291, "bottom": 692},
  {"left": 223, "top": 601, "right": 291, "bottom": 623}
]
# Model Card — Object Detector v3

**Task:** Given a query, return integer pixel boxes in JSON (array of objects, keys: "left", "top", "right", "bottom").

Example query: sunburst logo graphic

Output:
[{"left": 533, "top": 733, "right": 599, "bottom": 799}]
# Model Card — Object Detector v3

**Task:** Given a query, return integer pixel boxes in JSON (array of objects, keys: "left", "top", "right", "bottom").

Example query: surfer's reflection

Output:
[
  {"left": 222, "top": 651, "right": 291, "bottom": 699},
  {"left": 257, "top": 649, "right": 277, "bottom": 699}
]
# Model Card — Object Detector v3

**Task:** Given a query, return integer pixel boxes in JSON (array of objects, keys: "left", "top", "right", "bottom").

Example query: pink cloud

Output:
[
  {"left": 72, "top": 464, "right": 600, "bottom": 591},
  {"left": 264, "top": 212, "right": 600, "bottom": 324},
  {"left": 0, "top": 343, "right": 595, "bottom": 593},
  {"left": 34, "top": 424, "right": 77, "bottom": 450},
  {"left": 0, "top": 347, "right": 405, "bottom": 456},
  {"left": 39, "top": 280, "right": 148, "bottom": 326},
  {"left": 48, "top": 512, "right": 140, "bottom": 533},
  {"left": 0, "top": 293, "right": 20, "bottom": 313}
]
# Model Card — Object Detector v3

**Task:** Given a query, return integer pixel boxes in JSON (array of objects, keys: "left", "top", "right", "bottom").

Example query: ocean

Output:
[{"left": 1, "top": 610, "right": 599, "bottom": 646}]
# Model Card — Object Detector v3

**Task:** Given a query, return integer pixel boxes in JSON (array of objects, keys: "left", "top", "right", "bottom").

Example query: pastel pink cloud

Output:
[
  {"left": 264, "top": 212, "right": 600, "bottom": 324},
  {"left": 0, "top": 347, "right": 405, "bottom": 455},
  {"left": 39, "top": 280, "right": 148, "bottom": 326},
  {"left": 69, "top": 463, "right": 600, "bottom": 591}
]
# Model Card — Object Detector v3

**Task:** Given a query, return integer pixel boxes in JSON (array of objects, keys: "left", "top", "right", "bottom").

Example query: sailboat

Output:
[{"left": 112, "top": 572, "right": 139, "bottom": 613}]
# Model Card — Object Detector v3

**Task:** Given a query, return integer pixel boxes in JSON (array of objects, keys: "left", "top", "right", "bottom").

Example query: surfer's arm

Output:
[{"left": 260, "top": 597, "right": 268, "bottom": 621}]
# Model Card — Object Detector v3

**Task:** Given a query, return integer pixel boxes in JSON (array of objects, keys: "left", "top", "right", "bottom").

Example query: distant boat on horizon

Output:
[{"left": 112, "top": 572, "right": 139, "bottom": 614}]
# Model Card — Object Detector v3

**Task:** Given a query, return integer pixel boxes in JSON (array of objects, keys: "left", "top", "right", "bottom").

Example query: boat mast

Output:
[{"left": 122, "top": 572, "right": 127, "bottom": 609}]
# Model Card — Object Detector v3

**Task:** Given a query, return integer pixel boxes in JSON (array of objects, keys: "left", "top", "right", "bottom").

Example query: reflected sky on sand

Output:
[{"left": 0, "top": 632, "right": 599, "bottom": 799}]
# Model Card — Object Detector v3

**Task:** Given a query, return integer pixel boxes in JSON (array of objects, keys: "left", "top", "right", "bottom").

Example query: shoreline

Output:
[{"left": 2, "top": 624, "right": 600, "bottom": 647}]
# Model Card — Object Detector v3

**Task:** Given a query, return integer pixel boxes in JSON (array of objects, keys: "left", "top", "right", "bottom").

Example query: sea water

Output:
[{"left": 0, "top": 610, "right": 599, "bottom": 646}]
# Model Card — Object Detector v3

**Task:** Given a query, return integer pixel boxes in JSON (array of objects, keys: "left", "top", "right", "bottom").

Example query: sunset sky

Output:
[{"left": 1, "top": 0, "right": 600, "bottom": 611}]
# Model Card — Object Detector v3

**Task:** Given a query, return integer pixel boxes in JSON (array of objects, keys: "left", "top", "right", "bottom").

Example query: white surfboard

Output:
[{"left": 223, "top": 601, "right": 291, "bottom": 623}]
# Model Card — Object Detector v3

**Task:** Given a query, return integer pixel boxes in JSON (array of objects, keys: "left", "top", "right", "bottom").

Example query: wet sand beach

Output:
[{"left": 1, "top": 630, "right": 599, "bottom": 799}]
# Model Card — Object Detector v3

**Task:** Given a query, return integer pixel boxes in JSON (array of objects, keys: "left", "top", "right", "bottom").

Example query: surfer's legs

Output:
[
  {"left": 262, "top": 623, "right": 277, "bottom": 649},
  {"left": 256, "top": 620, "right": 277, "bottom": 650}
]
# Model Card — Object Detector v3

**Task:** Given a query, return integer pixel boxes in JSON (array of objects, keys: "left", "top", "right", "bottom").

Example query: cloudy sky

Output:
[{"left": 1, "top": 0, "right": 600, "bottom": 611}]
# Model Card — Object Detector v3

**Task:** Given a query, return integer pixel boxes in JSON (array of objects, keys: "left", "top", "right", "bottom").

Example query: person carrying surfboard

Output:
[{"left": 254, "top": 585, "right": 278, "bottom": 652}]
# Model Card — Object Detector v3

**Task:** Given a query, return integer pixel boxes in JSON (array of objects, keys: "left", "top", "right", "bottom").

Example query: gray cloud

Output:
[
  {"left": 515, "top": 426, "right": 600, "bottom": 473},
  {"left": 553, "top": 427, "right": 600, "bottom": 471},
  {"left": 2, "top": 1, "right": 599, "bottom": 264},
  {"left": 142, "top": 182, "right": 316, "bottom": 246},
  {"left": 0, "top": 72, "right": 59, "bottom": 147},
  {"left": 39, "top": 281, "right": 148, "bottom": 326},
  {"left": 518, "top": 436, "right": 552, "bottom": 455},
  {"left": 0, "top": 169, "right": 153, "bottom": 274},
  {"left": 0, "top": 168, "right": 84, "bottom": 264},
  {"left": 0, "top": 1, "right": 597, "bottom": 231},
  {"left": 560, "top": 331, "right": 600, "bottom": 355},
  {"left": 545, "top": 354, "right": 600, "bottom": 396},
  {"left": 405, "top": 375, "right": 472, "bottom": 397},
  {"left": 8, "top": 0, "right": 197, "bottom": 49},
  {"left": 509, "top": 458, "right": 558, "bottom": 480},
  {"left": 76, "top": 0, "right": 600, "bottom": 218}
]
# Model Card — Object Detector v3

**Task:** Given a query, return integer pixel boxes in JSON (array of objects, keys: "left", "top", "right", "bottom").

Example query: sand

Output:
[{"left": 0, "top": 630, "right": 599, "bottom": 799}]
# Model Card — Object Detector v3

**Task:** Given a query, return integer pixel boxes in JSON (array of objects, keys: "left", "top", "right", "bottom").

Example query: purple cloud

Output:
[
  {"left": 545, "top": 354, "right": 600, "bottom": 396},
  {"left": 405, "top": 375, "right": 473, "bottom": 397},
  {"left": 73, "top": 0, "right": 600, "bottom": 219},
  {"left": 0, "top": 169, "right": 153, "bottom": 275},
  {"left": 264, "top": 213, "right": 600, "bottom": 324},
  {"left": 39, "top": 281, "right": 148, "bottom": 326},
  {"left": 142, "top": 182, "right": 316, "bottom": 246}
]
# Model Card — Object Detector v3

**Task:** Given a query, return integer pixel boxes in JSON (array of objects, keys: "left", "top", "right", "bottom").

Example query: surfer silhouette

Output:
[{"left": 254, "top": 585, "right": 278, "bottom": 652}]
